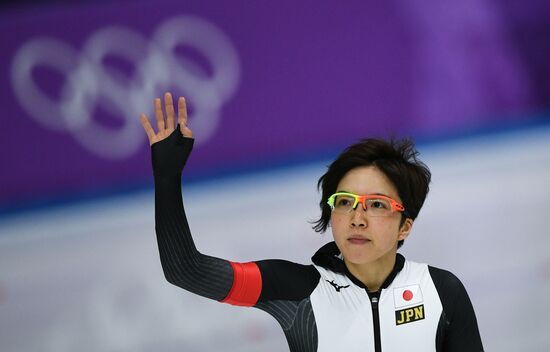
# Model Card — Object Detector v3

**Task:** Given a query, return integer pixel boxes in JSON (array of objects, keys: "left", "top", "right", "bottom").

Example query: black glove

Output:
[{"left": 151, "top": 126, "right": 194, "bottom": 178}]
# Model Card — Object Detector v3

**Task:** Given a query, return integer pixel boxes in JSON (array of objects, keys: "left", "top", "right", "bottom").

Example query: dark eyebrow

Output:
[
  {"left": 336, "top": 190, "right": 391, "bottom": 197},
  {"left": 370, "top": 192, "right": 391, "bottom": 198},
  {"left": 335, "top": 190, "right": 354, "bottom": 194}
]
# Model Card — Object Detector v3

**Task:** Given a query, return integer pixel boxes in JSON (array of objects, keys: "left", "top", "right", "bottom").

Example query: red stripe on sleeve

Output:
[{"left": 220, "top": 261, "right": 262, "bottom": 307}]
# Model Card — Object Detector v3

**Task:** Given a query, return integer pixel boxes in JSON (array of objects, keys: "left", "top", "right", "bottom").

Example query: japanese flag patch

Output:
[{"left": 393, "top": 284, "right": 423, "bottom": 309}]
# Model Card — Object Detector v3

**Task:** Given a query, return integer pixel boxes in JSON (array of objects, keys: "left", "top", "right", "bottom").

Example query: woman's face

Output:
[{"left": 330, "top": 166, "right": 412, "bottom": 266}]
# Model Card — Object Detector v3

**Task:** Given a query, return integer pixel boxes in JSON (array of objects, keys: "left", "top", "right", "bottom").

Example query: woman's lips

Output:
[{"left": 348, "top": 238, "right": 370, "bottom": 245}]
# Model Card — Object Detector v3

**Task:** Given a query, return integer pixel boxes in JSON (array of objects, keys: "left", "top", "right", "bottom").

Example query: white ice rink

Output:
[{"left": 1, "top": 126, "right": 550, "bottom": 351}]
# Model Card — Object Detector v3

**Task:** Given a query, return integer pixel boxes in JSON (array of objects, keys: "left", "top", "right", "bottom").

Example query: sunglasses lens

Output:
[
  {"left": 365, "top": 198, "right": 392, "bottom": 216},
  {"left": 332, "top": 194, "right": 356, "bottom": 213}
]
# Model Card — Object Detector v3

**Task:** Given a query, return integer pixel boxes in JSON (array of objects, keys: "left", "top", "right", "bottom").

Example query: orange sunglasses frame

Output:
[{"left": 327, "top": 192, "right": 406, "bottom": 213}]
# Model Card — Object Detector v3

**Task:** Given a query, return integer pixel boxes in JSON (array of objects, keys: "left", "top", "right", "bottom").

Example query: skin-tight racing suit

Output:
[{"left": 151, "top": 129, "right": 484, "bottom": 352}]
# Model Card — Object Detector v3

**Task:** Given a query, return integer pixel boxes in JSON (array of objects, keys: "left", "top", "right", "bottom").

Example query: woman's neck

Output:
[{"left": 344, "top": 252, "right": 397, "bottom": 292}]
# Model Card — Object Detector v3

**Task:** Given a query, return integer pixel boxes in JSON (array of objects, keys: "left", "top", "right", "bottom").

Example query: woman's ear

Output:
[{"left": 398, "top": 218, "right": 414, "bottom": 241}]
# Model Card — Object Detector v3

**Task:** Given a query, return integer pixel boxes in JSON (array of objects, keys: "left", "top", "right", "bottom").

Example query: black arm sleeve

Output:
[
  {"left": 429, "top": 266, "right": 484, "bottom": 352},
  {"left": 152, "top": 128, "right": 233, "bottom": 301},
  {"left": 255, "top": 260, "right": 320, "bottom": 302}
]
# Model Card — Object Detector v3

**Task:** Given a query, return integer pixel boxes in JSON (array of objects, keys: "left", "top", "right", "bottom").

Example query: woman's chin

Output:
[{"left": 341, "top": 249, "right": 375, "bottom": 266}]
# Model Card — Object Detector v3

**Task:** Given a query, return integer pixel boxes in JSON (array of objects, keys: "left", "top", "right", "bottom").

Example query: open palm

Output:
[{"left": 140, "top": 92, "right": 193, "bottom": 145}]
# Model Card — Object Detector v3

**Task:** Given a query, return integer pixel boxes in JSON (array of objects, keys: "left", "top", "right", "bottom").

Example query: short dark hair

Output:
[{"left": 312, "top": 137, "right": 431, "bottom": 249}]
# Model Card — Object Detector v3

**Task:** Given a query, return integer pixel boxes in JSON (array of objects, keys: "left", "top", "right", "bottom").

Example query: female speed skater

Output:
[{"left": 139, "top": 92, "right": 483, "bottom": 352}]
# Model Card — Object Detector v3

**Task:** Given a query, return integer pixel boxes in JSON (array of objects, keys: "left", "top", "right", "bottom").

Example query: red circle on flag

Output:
[{"left": 403, "top": 290, "right": 413, "bottom": 301}]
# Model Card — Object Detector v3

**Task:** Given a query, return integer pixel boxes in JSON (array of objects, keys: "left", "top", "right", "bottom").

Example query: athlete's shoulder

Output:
[
  {"left": 427, "top": 265, "right": 476, "bottom": 324},
  {"left": 427, "top": 267, "right": 484, "bottom": 350},
  {"left": 255, "top": 259, "right": 321, "bottom": 302},
  {"left": 398, "top": 260, "right": 470, "bottom": 305},
  {"left": 427, "top": 265, "right": 467, "bottom": 295}
]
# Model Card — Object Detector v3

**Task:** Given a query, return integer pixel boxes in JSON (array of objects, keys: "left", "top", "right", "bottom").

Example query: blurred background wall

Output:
[{"left": 1, "top": 0, "right": 549, "bottom": 351}]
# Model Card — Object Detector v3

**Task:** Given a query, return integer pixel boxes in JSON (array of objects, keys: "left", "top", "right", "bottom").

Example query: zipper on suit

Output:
[{"left": 369, "top": 292, "right": 382, "bottom": 352}]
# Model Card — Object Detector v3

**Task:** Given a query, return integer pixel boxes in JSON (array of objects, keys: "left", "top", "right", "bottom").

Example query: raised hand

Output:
[{"left": 140, "top": 92, "right": 193, "bottom": 146}]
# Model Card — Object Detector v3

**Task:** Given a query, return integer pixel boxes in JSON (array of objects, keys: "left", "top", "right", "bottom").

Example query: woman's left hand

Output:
[{"left": 140, "top": 92, "right": 193, "bottom": 146}]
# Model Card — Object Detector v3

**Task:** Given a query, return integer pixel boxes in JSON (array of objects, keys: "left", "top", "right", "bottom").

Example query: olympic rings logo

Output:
[{"left": 11, "top": 15, "right": 240, "bottom": 159}]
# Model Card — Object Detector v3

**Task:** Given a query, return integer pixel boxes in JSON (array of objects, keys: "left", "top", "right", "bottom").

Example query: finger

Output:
[
  {"left": 139, "top": 113, "right": 156, "bottom": 145},
  {"left": 164, "top": 92, "right": 175, "bottom": 130},
  {"left": 178, "top": 96, "right": 188, "bottom": 128},
  {"left": 154, "top": 98, "right": 165, "bottom": 131},
  {"left": 181, "top": 124, "right": 193, "bottom": 138}
]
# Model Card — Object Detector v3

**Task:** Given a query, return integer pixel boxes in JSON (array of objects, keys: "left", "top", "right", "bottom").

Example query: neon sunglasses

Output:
[{"left": 327, "top": 192, "right": 406, "bottom": 217}]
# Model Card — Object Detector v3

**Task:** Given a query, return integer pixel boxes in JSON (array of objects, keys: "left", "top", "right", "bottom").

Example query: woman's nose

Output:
[{"left": 351, "top": 205, "right": 368, "bottom": 227}]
